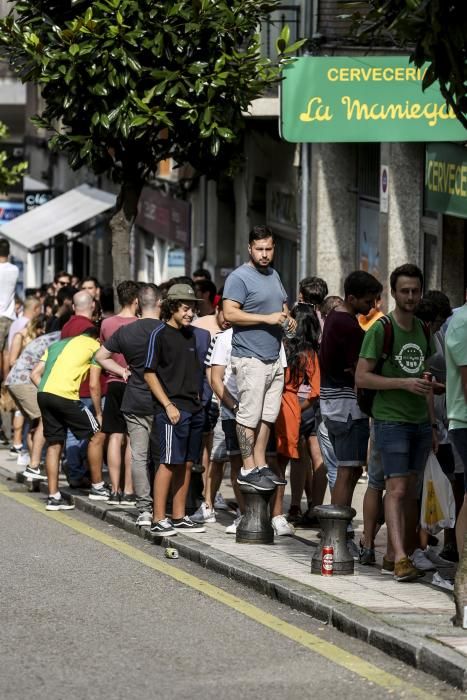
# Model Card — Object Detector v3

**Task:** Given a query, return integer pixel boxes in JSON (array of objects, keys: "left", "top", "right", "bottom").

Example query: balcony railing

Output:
[{"left": 261, "top": 4, "right": 302, "bottom": 61}]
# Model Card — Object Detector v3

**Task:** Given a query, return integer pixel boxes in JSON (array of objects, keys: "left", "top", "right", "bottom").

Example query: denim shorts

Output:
[
  {"left": 323, "top": 417, "right": 369, "bottom": 467},
  {"left": 374, "top": 420, "right": 432, "bottom": 479},
  {"left": 448, "top": 428, "right": 467, "bottom": 491}
]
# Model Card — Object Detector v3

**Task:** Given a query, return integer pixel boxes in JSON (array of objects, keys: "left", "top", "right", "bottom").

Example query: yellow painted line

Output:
[{"left": 0, "top": 483, "right": 438, "bottom": 699}]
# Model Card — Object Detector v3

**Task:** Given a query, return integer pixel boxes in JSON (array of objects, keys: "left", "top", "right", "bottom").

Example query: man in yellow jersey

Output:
[{"left": 31, "top": 324, "right": 108, "bottom": 510}]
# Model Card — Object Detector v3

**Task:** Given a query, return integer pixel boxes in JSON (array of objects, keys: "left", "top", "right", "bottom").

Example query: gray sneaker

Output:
[
  {"left": 358, "top": 544, "right": 376, "bottom": 566},
  {"left": 237, "top": 467, "right": 275, "bottom": 491},
  {"left": 89, "top": 484, "right": 111, "bottom": 500}
]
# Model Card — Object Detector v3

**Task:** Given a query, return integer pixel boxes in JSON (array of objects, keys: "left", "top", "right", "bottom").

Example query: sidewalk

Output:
[{"left": 2, "top": 452, "right": 467, "bottom": 691}]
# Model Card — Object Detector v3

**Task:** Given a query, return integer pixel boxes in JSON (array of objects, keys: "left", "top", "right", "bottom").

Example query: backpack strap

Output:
[
  {"left": 379, "top": 315, "right": 394, "bottom": 361},
  {"left": 418, "top": 319, "right": 431, "bottom": 359}
]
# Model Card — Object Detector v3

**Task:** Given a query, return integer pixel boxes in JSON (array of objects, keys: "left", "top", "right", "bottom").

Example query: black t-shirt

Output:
[
  {"left": 319, "top": 309, "right": 364, "bottom": 389},
  {"left": 104, "top": 318, "right": 162, "bottom": 416},
  {"left": 144, "top": 324, "right": 201, "bottom": 414}
]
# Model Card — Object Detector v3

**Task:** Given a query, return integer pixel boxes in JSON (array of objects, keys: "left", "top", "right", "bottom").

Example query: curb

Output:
[{"left": 4, "top": 467, "right": 467, "bottom": 691}]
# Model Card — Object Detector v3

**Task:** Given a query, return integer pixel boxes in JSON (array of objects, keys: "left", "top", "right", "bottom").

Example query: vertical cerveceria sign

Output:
[
  {"left": 425, "top": 143, "right": 467, "bottom": 219},
  {"left": 280, "top": 57, "right": 467, "bottom": 143}
]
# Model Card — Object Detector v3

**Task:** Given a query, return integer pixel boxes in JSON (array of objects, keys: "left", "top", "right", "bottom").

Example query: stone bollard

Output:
[
  {"left": 311, "top": 504, "right": 357, "bottom": 575},
  {"left": 236, "top": 483, "right": 275, "bottom": 544}
]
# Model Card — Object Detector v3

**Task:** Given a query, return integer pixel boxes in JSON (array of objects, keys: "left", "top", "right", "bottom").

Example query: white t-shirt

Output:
[
  {"left": 207, "top": 328, "right": 287, "bottom": 419},
  {"left": 0, "top": 261, "right": 19, "bottom": 320}
]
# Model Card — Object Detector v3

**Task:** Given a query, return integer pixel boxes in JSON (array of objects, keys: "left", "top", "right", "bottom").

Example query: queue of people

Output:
[{"left": 1, "top": 231, "right": 466, "bottom": 587}]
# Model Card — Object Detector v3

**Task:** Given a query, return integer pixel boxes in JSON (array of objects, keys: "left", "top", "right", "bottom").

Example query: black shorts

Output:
[
  {"left": 38, "top": 392, "right": 100, "bottom": 443},
  {"left": 203, "top": 399, "right": 220, "bottom": 433},
  {"left": 300, "top": 402, "right": 321, "bottom": 439},
  {"left": 156, "top": 409, "right": 204, "bottom": 464},
  {"left": 101, "top": 381, "right": 127, "bottom": 434}
]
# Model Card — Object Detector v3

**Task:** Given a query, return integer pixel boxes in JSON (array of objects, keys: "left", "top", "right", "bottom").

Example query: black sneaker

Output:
[
  {"left": 8, "top": 445, "right": 21, "bottom": 459},
  {"left": 258, "top": 466, "right": 287, "bottom": 486},
  {"left": 237, "top": 467, "right": 275, "bottom": 491},
  {"left": 23, "top": 465, "right": 47, "bottom": 481},
  {"left": 172, "top": 516, "right": 206, "bottom": 533},
  {"left": 119, "top": 492, "right": 137, "bottom": 507},
  {"left": 150, "top": 518, "right": 176, "bottom": 536},
  {"left": 46, "top": 496, "right": 75, "bottom": 511},
  {"left": 89, "top": 484, "right": 111, "bottom": 500},
  {"left": 107, "top": 491, "right": 121, "bottom": 505}
]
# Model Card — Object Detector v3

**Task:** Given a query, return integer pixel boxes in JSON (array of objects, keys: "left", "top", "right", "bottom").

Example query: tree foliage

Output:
[
  {"left": 0, "top": 121, "right": 27, "bottom": 192},
  {"left": 342, "top": 0, "right": 467, "bottom": 128},
  {"left": 0, "top": 0, "right": 296, "bottom": 183}
]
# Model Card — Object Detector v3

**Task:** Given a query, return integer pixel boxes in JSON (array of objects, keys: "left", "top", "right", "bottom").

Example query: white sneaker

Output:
[
  {"left": 214, "top": 492, "right": 228, "bottom": 510},
  {"left": 431, "top": 572, "right": 454, "bottom": 591},
  {"left": 225, "top": 515, "right": 242, "bottom": 534},
  {"left": 410, "top": 548, "right": 436, "bottom": 571},
  {"left": 272, "top": 514, "right": 295, "bottom": 537},
  {"left": 17, "top": 451, "right": 30, "bottom": 467},
  {"left": 191, "top": 502, "right": 216, "bottom": 524}
]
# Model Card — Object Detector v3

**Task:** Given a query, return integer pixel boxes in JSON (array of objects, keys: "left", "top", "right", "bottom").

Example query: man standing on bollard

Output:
[{"left": 222, "top": 225, "right": 295, "bottom": 492}]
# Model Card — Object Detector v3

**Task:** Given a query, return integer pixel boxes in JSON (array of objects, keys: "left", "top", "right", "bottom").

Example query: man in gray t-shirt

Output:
[{"left": 223, "top": 226, "right": 295, "bottom": 493}]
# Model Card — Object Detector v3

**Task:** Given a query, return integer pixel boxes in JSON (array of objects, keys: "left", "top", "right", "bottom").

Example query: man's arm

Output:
[
  {"left": 223, "top": 299, "right": 287, "bottom": 327},
  {"left": 144, "top": 371, "right": 180, "bottom": 425},
  {"left": 211, "top": 365, "right": 237, "bottom": 412},
  {"left": 461, "top": 366, "right": 467, "bottom": 403},
  {"left": 95, "top": 345, "right": 130, "bottom": 381},
  {"left": 30, "top": 360, "right": 45, "bottom": 387},
  {"left": 89, "top": 365, "right": 102, "bottom": 424},
  {"left": 355, "top": 358, "right": 432, "bottom": 395}
]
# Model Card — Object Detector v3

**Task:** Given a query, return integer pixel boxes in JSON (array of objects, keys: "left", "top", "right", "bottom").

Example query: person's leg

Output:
[
  {"left": 87, "top": 430, "right": 105, "bottom": 484},
  {"left": 46, "top": 441, "right": 64, "bottom": 494},
  {"left": 122, "top": 439, "right": 133, "bottom": 494},
  {"left": 254, "top": 420, "right": 272, "bottom": 468},
  {"left": 331, "top": 466, "right": 361, "bottom": 507},
  {"left": 289, "top": 446, "right": 308, "bottom": 512},
  {"left": 154, "top": 463, "right": 176, "bottom": 522},
  {"left": 385, "top": 476, "right": 412, "bottom": 562},
  {"left": 172, "top": 462, "right": 192, "bottom": 520},
  {"left": 361, "top": 487, "right": 383, "bottom": 549},
  {"left": 307, "top": 434, "right": 327, "bottom": 507},
  {"left": 12, "top": 412, "right": 23, "bottom": 449},
  {"left": 107, "top": 432, "right": 124, "bottom": 493},
  {"left": 317, "top": 421, "right": 337, "bottom": 491},
  {"left": 271, "top": 454, "right": 288, "bottom": 518},
  {"left": 207, "top": 460, "right": 225, "bottom": 508},
  {"left": 30, "top": 419, "right": 45, "bottom": 468},
  {"left": 236, "top": 423, "right": 256, "bottom": 470}
]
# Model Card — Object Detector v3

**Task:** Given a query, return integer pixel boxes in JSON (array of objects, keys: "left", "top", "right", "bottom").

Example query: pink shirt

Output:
[{"left": 100, "top": 315, "right": 137, "bottom": 382}]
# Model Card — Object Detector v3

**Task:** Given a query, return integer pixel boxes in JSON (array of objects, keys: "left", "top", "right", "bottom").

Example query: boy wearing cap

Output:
[{"left": 144, "top": 283, "right": 209, "bottom": 536}]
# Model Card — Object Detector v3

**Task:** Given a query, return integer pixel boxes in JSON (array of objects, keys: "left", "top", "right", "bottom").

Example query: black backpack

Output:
[{"left": 357, "top": 315, "right": 430, "bottom": 418}]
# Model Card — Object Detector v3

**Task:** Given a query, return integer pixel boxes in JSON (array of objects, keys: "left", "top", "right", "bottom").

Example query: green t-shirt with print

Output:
[
  {"left": 359, "top": 313, "right": 432, "bottom": 423},
  {"left": 445, "top": 304, "right": 467, "bottom": 430}
]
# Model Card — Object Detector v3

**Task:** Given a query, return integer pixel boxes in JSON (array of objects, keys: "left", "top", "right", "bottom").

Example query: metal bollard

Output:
[
  {"left": 236, "top": 483, "right": 275, "bottom": 544},
  {"left": 311, "top": 504, "right": 357, "bottom": 575}
]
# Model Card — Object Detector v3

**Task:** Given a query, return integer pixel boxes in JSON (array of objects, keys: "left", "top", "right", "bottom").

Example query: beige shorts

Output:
[
  {"left": 7, "top": 383, "right": 41, "bottom": 420},
  {"left": 231, "top": 356, "right": 284, "bottom": 429}
]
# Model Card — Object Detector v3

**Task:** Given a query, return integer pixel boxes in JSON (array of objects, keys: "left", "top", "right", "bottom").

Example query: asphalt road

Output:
[{"left": 0, "top": 479, "right": 462, "bottom": 700}]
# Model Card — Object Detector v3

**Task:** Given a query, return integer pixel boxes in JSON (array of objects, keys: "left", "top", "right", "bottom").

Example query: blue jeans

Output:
[{"left": 65, "top": 397, "right": 93, "bottom": 481}]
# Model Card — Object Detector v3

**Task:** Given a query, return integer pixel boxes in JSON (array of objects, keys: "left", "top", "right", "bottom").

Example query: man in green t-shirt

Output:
[
  {"left": 356, "top": 264, "right": 437, "bottom": 583},
  {"left": 445, "top": 300, "right": 467, "bottom": 561}
]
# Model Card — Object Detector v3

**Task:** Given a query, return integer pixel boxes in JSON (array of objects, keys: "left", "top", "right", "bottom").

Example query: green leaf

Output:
[
  {"left": 175, "top": 98, "right": 191, "bottom": 108},
  {"left": 69, "top": 43, "right": 80, "bottom": 56},
  {"left": 129, "top": 115, "right": 150, "bottom": 127}
]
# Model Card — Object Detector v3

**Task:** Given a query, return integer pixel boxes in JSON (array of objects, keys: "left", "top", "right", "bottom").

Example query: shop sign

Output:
[
  {"left": 425, "top": 143, "right": 467, "bottom": 219},
  {"left": 24, "top": 190, "right": 53, "bottom": 212},
  {"left": 0, "top": 200, "right": 23, "bottom": 225},
  {"left": 280, "top": 57, "right": 467, "bottom": 143},
  {"left": 136, "top": 186, "right": 190, "bottom": 247}
]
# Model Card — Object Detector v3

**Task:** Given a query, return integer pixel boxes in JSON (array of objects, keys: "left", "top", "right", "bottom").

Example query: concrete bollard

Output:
[
  {"left": 311, "top": 504, "right": 357, "bottom": 575},
  {"left": 236, "top": 483, "right": 275, "bottom": 544}
]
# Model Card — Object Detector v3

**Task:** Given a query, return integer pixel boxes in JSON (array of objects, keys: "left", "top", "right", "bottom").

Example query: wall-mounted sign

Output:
[
  {"left": 24, "top": 190, "right": 53, "bottom": 212},
  {"left": 280, "top": 57, "right": 467, "bottom": 143},
  {"left": 380, "top": 165, "right": 389, "bottom": 213},
  {"left": 0, "top": 200, "right": 23, "bottom": 226},
  {"left": 425, "top": 143, "right": 467, "bottom": 219},
  {"left": 136, "top": 187, "right": 190, "bottom": 247}
]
